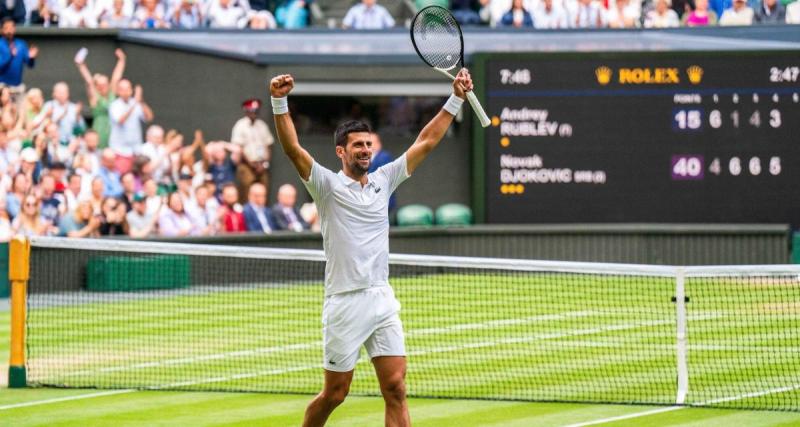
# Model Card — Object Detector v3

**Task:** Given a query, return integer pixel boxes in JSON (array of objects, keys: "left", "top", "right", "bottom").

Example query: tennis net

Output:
[{"left": 18, "top": 237, "right": 800, "bottom": 411}]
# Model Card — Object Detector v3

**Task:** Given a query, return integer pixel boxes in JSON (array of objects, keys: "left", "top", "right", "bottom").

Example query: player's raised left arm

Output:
[{"left": 405, "top": 68, "right": 472, "bottom": 175}]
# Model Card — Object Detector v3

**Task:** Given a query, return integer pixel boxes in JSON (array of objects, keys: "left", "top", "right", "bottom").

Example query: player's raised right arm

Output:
[{"left": 270, "top": 74, "right": 313, "bottom": 180}]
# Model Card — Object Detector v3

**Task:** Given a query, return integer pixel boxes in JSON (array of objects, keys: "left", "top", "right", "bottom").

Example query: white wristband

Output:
[
  {"left": 442, "top": 94, "right": 464, "bottom": 116},
  {"left": 271, "top": 96, "right": 289, "bottom": 115}
]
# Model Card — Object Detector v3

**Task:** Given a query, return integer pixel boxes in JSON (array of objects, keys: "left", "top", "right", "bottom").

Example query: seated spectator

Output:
[
  {"left": 682, "top": 0, "right": 718, "bottom": 25},
  {"left": 500, "top": 0, "right": 534, "bottom": 26},
  {"left": 43, "top": 82, "right": 82, "bottom": 145},
  {"left": 98, "top": 196, "right": 126, "bottom": 235},
  {"left": 171, "top": 0, "right": 204, "bottom": 28},
  {"left": 142, "top": 178, "right": 163, "bottom": 215},
  {"left": 0, "top": 129, "right": 18, "bottom": 175},
  {"left": 89, "top": 176, "right": 105, "bottom": 214},
  {"left": 141, "top": 125, "right": 173, "bottom": 187},
  {"left": 644, "top": 0, "right": 680, "bottom": 27},
  {"left": 243, "top": 182, "right": 275, "bottom": 233},
  {"left": 79, "top": 129, "right": 102, "bottom": 175},
  {"left": 49, "top": 162, "right": 68, "bottom": 193},
  {"left": 572, "top": 0, "right": 607, "bottom": 27},
  {"left": 38, "top": 122, "right": 79, "bottom": 167},
  {"left": 342, "top": 0, "right": 394, "bottom": 29},
  {"left": 19, "top": 147, "right": 39, "bottom": 186},
  {"left": 178, "top": 129, "right": 205, "bottom": 190},
  {"left": 275, "top": 0, "right": 311, "bottom": 28},
  {"left": 99, "top": 0, "right": 136, "bottom": 28},
  {"left": 120, "top": 171, "right": 137, "bottom": 211},
  {"left": 6, "top": 172, "right": 28, "bottom": 218},
  {"left": 187, "top": 184, "right": 218, "bottom": 235},
  {"left": 534, "top": 0, "right": 569, "bottom": 28},
  {"left": 98, "top": 148, "right": 124, "bottom": 197},
  {"left": 205, "top": 140, "right": 240, "bottom": 197},
  {"left": 12, "top": 194, "right": 53, "bottom": 236},
  {"left": 709, "top": 0, "right": 732, "bottom": 18},
  {"left": 451, "top": 0, "right": 482, "bottom": 25},
  {"left": 22, "top": 88, "right": 46, "bottom": 135},
  {"left": 481, "top": 0, "right": 536, "bottom": 27},
  {"left": 134, "top": 0, "right": 169, "bottom": 27},
  {"left": 59, "top": 0, "right": 99, "bottom": 27},
  {"left": 59, "top": 199, "right": 100, "bottom": 237},
  {"left": 720, "top": 0, "right": 754, "bottom": 24},
  {"left": 176, "top": 172, "right": 196, "bottom": 208},
  {"left": 272, "top": 183, "right": 308, "bottom": 232},
  {"left": 158, "top": 192, "right": 200, "bottom": 236},
  {"left": 64, "top": 173, "right": 84, "bottom": 212},
  {"left": 608, "top": 0, "right": 641, "bottom": 27},
  {"left": 218, "top": 183, "right": 246, "bottom": 233},
  {"left": 0, "top": 0, "right": 25, "bottom": 24},
  {"left": 0, "top": 196, "right": 11, "bottom": 241},
  {"left": 126, "top": 192, "right": 157, "bottom": 237},
  {"left": 754, "top": 0, "right": 785, "bottom": 22},
  {"left": 248, "top": 9, "right": 277, "bottom": 28},
  {"left": 207, "top": 0, "right": 248, "bottom": 27},
  {"left": 788, "top": 0, "right": 800, "bottom": 23},
  {"left": 39, "top": 173, "right": 65, "bottom": 226}
]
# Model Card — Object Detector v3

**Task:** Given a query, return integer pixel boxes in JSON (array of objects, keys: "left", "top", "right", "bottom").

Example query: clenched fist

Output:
[{"left": 270, "top": 74, "right": 294, "bottom": 98}]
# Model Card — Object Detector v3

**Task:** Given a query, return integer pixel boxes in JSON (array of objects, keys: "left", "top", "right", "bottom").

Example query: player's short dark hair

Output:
[{"left": 334, "top": 120, "right": 371, "bottom": 148}]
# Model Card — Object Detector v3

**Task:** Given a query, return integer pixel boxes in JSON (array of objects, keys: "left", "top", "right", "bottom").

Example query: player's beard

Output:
[{"left": 349, "top": 152, "right": 370, "bottom": 176}]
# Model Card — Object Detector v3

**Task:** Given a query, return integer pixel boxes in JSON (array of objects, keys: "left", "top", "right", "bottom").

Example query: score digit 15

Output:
[{"left": 673, "top": 109, "right": 702, "bottom": 131}]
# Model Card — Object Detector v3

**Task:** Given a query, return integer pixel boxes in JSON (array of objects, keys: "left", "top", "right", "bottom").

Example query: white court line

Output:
[
  {"left": 561, "top": 383, "right": 800, "bottom": 427},
  {"left": 59, "top": 310, "right": 597, "bottom": 378},
  {"left": 0, "top": 389, "right": 135, "bottom": 411}
]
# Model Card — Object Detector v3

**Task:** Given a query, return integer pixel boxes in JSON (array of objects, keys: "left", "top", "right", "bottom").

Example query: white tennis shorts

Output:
[{"left": 322, "top": 285, "right": 406, "bottom": 372}]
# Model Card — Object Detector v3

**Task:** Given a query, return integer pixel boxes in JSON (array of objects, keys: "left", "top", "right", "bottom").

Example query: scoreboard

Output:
[{"left": 476, "top": 51, "right": 800, "bottom": 224}]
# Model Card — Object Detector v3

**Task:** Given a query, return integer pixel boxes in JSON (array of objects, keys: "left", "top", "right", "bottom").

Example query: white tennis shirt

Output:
[{"left": 302, "top": 154, "right": 410, "bottom": 296}]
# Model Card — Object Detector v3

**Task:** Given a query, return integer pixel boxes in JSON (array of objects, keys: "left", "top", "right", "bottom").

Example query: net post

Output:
[
  {"left": 8, "top": 236, "right": 30, "bottom": 388},
  {"left": 675, "top": 267, "right": 688, "bottom": 404}
]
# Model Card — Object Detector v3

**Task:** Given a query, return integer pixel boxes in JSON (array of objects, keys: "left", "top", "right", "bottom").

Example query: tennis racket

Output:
[{"left": 410, "top": 5, "right": 491, "bottom": 128}]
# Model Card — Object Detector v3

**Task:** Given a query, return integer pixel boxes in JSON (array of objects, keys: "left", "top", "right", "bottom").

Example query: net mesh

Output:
[
  {"left": 411, "top": 6, "right": 461, "bottom": 70},
  {"left": 22, "top": 238, "right": 800, "bottom": 411}
]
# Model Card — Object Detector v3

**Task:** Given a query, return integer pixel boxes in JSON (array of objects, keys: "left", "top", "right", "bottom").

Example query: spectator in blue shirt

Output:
[
  {"left": 343, "top": 0, "right": 395, "bottom": 29},
  {"left": 99, "top": 148, "right": 124, "bottom": 198},
  {"left": 205, "top": 141, "right": 241, "bottom": 197},
  {"left": 501, "top": 0, "right": 535, "bottom": 27},
  {"left": 275, "top": 0, "right": 311, "bottom": 28},
  {"left": 0, "top": 18, "right": 37, "bottom": 96},
  {"left": 0, "top": 0, "right": 26, "bottom": 24}
]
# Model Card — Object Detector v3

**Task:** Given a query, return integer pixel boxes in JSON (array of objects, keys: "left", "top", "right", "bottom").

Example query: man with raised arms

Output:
[{"left": 269, "top": 69, "right": 473, "bottom": 427}]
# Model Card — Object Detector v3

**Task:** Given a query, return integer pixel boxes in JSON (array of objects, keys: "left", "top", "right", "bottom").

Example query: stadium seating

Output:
[
  {"left": 397, "top": 204, "right": 434, "bottom": 226},
  {"left": 434, "top": 203, "right": 472, "bottom": 226}
]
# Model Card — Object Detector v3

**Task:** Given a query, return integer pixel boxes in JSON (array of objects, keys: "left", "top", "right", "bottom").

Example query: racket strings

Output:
[{"left": 412, "top": 7, "right": 462, "bottom": 70}]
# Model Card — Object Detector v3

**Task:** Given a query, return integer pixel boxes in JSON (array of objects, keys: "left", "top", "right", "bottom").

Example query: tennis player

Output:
[{"left": 270, "top": 69, "right": 472, "bottom": 427}]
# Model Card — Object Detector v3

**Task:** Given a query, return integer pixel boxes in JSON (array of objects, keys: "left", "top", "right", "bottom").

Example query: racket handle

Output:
[{"left": 466, "top": 91, "right": 491, "bottom": 128}]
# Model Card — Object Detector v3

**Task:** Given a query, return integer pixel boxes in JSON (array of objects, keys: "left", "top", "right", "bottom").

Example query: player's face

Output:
[{"left": 341, "top": 132, "right": 372, "bottom": 175}]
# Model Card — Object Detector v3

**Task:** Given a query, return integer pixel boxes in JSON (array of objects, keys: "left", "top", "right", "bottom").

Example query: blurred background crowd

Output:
[
  {"left": 0, "top": 27, "right": 327, "bottom": 240},
  {"left": 0, "top": 0, "right": 796, "bottom": 30}
]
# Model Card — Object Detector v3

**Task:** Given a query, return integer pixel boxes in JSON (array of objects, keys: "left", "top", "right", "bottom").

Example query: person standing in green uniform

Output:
[{"left": 74, "top": 48, "right": 127, "bottom": 149}]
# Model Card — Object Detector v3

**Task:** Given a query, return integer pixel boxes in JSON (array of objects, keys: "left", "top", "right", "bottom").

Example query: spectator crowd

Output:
[
  {"left": 0, "top": 35, "right": 319, "bottom": 241},
  {"left": 0, "top": 0, "right": 796, "bottom": 29}
]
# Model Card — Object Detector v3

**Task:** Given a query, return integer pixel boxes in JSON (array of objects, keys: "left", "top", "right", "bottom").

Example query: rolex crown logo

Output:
[
  {"left": 687, "top": 66, "right": 703, "bottom": 85},
  {"left": 595, "top": 66, "right": 612, "bottom": 85}
]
